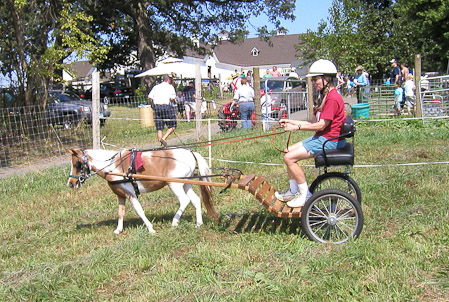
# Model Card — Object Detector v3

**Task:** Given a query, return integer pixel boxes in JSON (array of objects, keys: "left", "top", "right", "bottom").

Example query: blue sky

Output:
[{"left": 247, "top": 0, "right": 333, "bottom": 37}]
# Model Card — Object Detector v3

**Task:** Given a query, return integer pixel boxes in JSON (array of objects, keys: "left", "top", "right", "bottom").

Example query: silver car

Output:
[{"left": 260, "top": 76, "right": 307, "bottom": 119}]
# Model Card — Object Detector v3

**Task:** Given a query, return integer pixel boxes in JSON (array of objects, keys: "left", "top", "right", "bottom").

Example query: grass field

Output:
[{"left": 1, "top": 119, "right": 448, "bottom": 301}]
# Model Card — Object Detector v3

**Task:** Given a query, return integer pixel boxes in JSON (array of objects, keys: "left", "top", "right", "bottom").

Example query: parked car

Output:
[
  {"left": 82, "top": 83, "right": 135, "bottom": 103},
  {"left": 48, "top": 90, "right": 111, "bottom": 129},
  {"left": 260, "top": 76, "right": 307, "bottom": 118}
]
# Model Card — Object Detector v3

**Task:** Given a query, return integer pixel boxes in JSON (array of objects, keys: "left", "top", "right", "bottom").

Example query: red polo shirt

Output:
[{"left": 315, "top": 89, "right": 346, "bottom": 141}]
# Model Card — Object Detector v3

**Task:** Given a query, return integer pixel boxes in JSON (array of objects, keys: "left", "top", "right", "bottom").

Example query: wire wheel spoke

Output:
[{"left": 303, "top": 189, "right": 363, "bottom": 244}]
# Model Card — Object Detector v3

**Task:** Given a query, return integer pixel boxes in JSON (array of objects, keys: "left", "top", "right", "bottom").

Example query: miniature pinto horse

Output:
[{"left": 67, "top": 148, "right": 219, "bottom": 234}]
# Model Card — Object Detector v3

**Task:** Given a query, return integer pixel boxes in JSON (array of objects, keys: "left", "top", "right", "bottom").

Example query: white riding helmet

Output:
[{"left": 306, "top": 59, "right": 338, "bottom": 77}]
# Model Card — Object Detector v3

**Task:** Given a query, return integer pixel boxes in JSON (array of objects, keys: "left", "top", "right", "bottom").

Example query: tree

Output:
[
  {"left": 0, "top": 0, "right": 109, "bottom": 106},
  {"left": 297, "top": 0, "right": 448, "bottom": 78},
  {"left": 1, "top": 0, "right": 296, "bottom": 103},
  {"left": 396, "top": 0, "right": 449, "bottom": 72},
  {"left": 298, "top": 0, "right": 398, "bottom": 78},
  {"left": 83, "top": 0, "right": 296, "bottom": 89}
]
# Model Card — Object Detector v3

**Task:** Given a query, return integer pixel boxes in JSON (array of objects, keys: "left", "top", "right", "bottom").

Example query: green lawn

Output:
[{"left": 1, "top": 120, "right": 448, "bottom": 301}]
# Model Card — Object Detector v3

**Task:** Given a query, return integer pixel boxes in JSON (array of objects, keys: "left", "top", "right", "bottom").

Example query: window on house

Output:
[{"left": 251, "top": 47, "right": 259, "bottom": 57}]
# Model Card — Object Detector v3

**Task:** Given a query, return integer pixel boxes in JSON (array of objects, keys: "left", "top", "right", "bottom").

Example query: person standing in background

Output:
[
  {"left": 390, "top": 59, "right": 401, "bottom": 84},
  {"left": 182, "top": 81, "right": 196, "bottom": 122},
  {"left": 263, "top": 69, "right": 273, "bottom": 78},
  {"left": 404, "top": 73, "right": 416, "bottom": 115},
  {"left": 246, "top": 70, "right": 253, "bottom": 86},
  {"left": 270, "top": 66, "right": 281, "bottom": 77},
  {"left": 401, "top": 62, "right": 410, "bottom": 83},
  {"left": 393, "top": 82, "right": 404, "bottom": 116},
  {"left": 148, "top": 75, "right": 177, "bottom": 146},
  {"left": 354, "top": 66, "right": 368, "bottom": 103},
  {"left": 230, "top": 77, "right": 255, "bottom": 129},
  {"left": 289, "top": 67, "right": 299, "bottom": 79}
]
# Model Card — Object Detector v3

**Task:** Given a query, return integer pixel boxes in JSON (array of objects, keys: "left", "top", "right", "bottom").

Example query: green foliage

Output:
[{"left": 298, "top": 0, "right": 449, "bottom": 77}]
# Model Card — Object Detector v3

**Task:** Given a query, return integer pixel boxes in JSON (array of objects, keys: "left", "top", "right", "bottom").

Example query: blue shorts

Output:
[
  {"left": 302, "top": 136, "right": 347, "bottom": 155},
  {"left": 154, "top": 105, "right": 177, "bottom": 130}
]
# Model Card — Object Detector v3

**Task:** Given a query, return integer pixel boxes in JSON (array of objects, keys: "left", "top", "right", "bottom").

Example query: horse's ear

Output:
[{"left": 68, "top": 149, "right": 77, "bottom": 155}]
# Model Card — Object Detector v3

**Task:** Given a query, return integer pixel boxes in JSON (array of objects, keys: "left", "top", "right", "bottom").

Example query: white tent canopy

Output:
[{"left": 136, "top": 60, "right": 208, "bottom": 78}]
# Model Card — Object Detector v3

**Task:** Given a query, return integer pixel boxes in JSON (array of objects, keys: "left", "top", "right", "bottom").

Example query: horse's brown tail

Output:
[
  {"left": 200, "top": 185, "right": 220, "bottom": 222},
  {"left": 194, "top": 151, "right": 220, "bottom": 222}
]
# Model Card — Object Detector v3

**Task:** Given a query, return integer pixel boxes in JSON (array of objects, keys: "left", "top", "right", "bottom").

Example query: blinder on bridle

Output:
[{"left": 69, "top": 153, "right": 91, "bottom": 185}]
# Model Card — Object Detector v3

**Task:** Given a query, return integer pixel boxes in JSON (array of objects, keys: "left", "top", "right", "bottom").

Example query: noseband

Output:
[{"left": 69, "top": 152, "right": 91, "bottom": 185}]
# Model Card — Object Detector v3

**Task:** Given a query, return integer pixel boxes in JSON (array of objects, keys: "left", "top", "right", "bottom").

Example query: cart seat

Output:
[{"left": 314, "top": 142, "right": 354, "bottom": 167}]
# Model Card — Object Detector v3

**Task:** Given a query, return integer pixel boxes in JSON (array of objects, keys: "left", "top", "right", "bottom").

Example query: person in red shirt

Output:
[{"left": 275, "top": 59, "right": 347, "bottom": 207}]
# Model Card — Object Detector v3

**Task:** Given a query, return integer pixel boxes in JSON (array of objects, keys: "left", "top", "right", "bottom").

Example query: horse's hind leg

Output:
[
  {"left": 128, "top": 195, "right": 156, "bottom": 234},
  {"left": 185, "top": 183, "right": 203, "bottom": 227},
  {"left": 169, "top": 183, "right": 192, "bottom": 227},
  {"left": 114, "top": 196, "right": 126, "bottom": 235}
]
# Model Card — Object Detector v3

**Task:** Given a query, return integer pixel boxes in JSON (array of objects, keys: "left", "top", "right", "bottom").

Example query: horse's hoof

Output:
[
  {"left": 148, "top": 228, "right": 156, "bottom": 234},
  {"left": 172, "top": 220, "right": 179, "bottom": 227},
  {"left": 196, "top": 222, "right": 203, "bottom": 228},
  {"left": 113, "top": 229, "right": 122, "bottom": 235}
]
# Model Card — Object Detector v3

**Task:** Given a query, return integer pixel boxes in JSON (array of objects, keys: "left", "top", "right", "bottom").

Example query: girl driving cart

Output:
[{"left": 275, "top": 59, "right": 347, "bottom": 208}]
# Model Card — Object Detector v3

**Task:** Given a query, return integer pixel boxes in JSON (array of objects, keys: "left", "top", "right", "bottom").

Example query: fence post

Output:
[
  {"left": 415, "top": 54, "right": 422, "bottom": 118},
  {"left": 219, "top": 73, "right": 223, "bottom": 99},
  {"left": 208, "top": 119, "right": 212, "bottom": 168},
  {"left": 307, "top": 67, "right": 313, "bottom": 120},
  {"left": 195, "top": 64, "right": 202, "bottom": 140},
  {"left": 92, "top": 68, "right": 100, "bottom": 148},
  {"left": 253, "top": 68, "right": 261, "bottom": 129}
]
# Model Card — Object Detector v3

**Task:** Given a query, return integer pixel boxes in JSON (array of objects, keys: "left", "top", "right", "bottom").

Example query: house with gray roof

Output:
[{"left": 65, "top": 33, "right": 306, "bottom": 85}]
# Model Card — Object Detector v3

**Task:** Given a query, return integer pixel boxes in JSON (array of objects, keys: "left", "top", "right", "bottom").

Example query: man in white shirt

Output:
[{"left": 148, "top": 75, "right": 177, "bottom": 146}]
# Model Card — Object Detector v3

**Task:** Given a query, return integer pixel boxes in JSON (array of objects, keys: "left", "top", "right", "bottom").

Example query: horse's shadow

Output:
[{"left": 76, "top": 210, "right": 304, "bottom": 237}]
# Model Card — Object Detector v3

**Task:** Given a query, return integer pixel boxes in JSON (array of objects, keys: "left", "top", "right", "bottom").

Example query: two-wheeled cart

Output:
[{"left": 109, "top": 117, "right": 363, "bottom": 244}]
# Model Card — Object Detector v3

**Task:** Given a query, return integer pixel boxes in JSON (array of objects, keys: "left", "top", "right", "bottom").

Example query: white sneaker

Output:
[
  {"left": 275, "top": 188, "right": 296, "bottom": 202},
  {"left": 287, "top": 191, "right": 313, "bottom": 208}
]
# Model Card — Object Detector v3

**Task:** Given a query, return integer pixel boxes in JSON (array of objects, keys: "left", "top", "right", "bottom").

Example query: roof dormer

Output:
[{"left": 251, "top": 47, "right": 260, "bottom": 57}]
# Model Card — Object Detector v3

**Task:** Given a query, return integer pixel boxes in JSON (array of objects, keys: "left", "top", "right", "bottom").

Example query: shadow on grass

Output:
[
  {"left": 76, "top": 211, "right": 305, "bottom": 238},
  {"left": 75, "top": 212, "right": 188, "bottom": 230},
  {"left": 219, "top": 210, "right": 305, "bottom": 237}
]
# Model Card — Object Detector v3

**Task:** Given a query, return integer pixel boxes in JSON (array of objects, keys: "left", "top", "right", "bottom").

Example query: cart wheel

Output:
[
  {"left": 301, "top": 189, "right": 364, "bottom": 244},
  {"left": 309, "top": 172, "right": 362, "bottom": 203}
]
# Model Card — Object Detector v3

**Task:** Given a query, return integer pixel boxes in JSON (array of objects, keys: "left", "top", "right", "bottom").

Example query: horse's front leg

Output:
[
  {"left": 114, "top": 196, "right": 126, "bottom": 235},
  {"left": 128, "top": 195, "right": 156, "bottom": 234}
]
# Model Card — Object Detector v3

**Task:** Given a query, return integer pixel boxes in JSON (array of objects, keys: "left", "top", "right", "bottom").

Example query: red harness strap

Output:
[{"left": 272, "top": 123, "right": 291, "bottom": 153}]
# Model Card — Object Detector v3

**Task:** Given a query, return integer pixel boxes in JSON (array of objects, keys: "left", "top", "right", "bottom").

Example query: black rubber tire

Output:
[
  {"left": 301, "top": 189, "right": 364, "bottom": 244},
  {"left": 309, "top": 172, "right": 362, "bottom": 203}
]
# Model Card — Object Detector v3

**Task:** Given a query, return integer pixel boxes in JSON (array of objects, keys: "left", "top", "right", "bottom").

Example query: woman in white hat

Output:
[{"left": 275, "top": 59, "right": 347, "bottom": 207}]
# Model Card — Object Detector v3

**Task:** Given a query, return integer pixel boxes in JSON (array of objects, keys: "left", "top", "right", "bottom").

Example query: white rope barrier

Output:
[{"left": 210, "top": 157, "right": 449, "bottom": 168}]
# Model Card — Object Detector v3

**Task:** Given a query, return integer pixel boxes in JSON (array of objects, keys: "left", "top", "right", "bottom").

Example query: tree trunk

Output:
[{"left": 130, "top": 2, "right": 156, "bottom": 91}]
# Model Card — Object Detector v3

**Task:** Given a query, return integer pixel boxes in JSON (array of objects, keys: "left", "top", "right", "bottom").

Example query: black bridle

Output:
[{"left": 69, "top": 151, "right": 91, "bottom": 185}]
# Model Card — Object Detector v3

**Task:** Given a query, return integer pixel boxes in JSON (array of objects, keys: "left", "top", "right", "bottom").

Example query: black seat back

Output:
[{"left": 341, "top": 115, "right": 356, "bottom": 138}]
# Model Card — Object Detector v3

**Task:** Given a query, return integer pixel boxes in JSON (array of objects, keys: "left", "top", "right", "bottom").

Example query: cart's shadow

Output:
[{"left": 220, "top": 211, "right": 304, "bottom": 236}]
